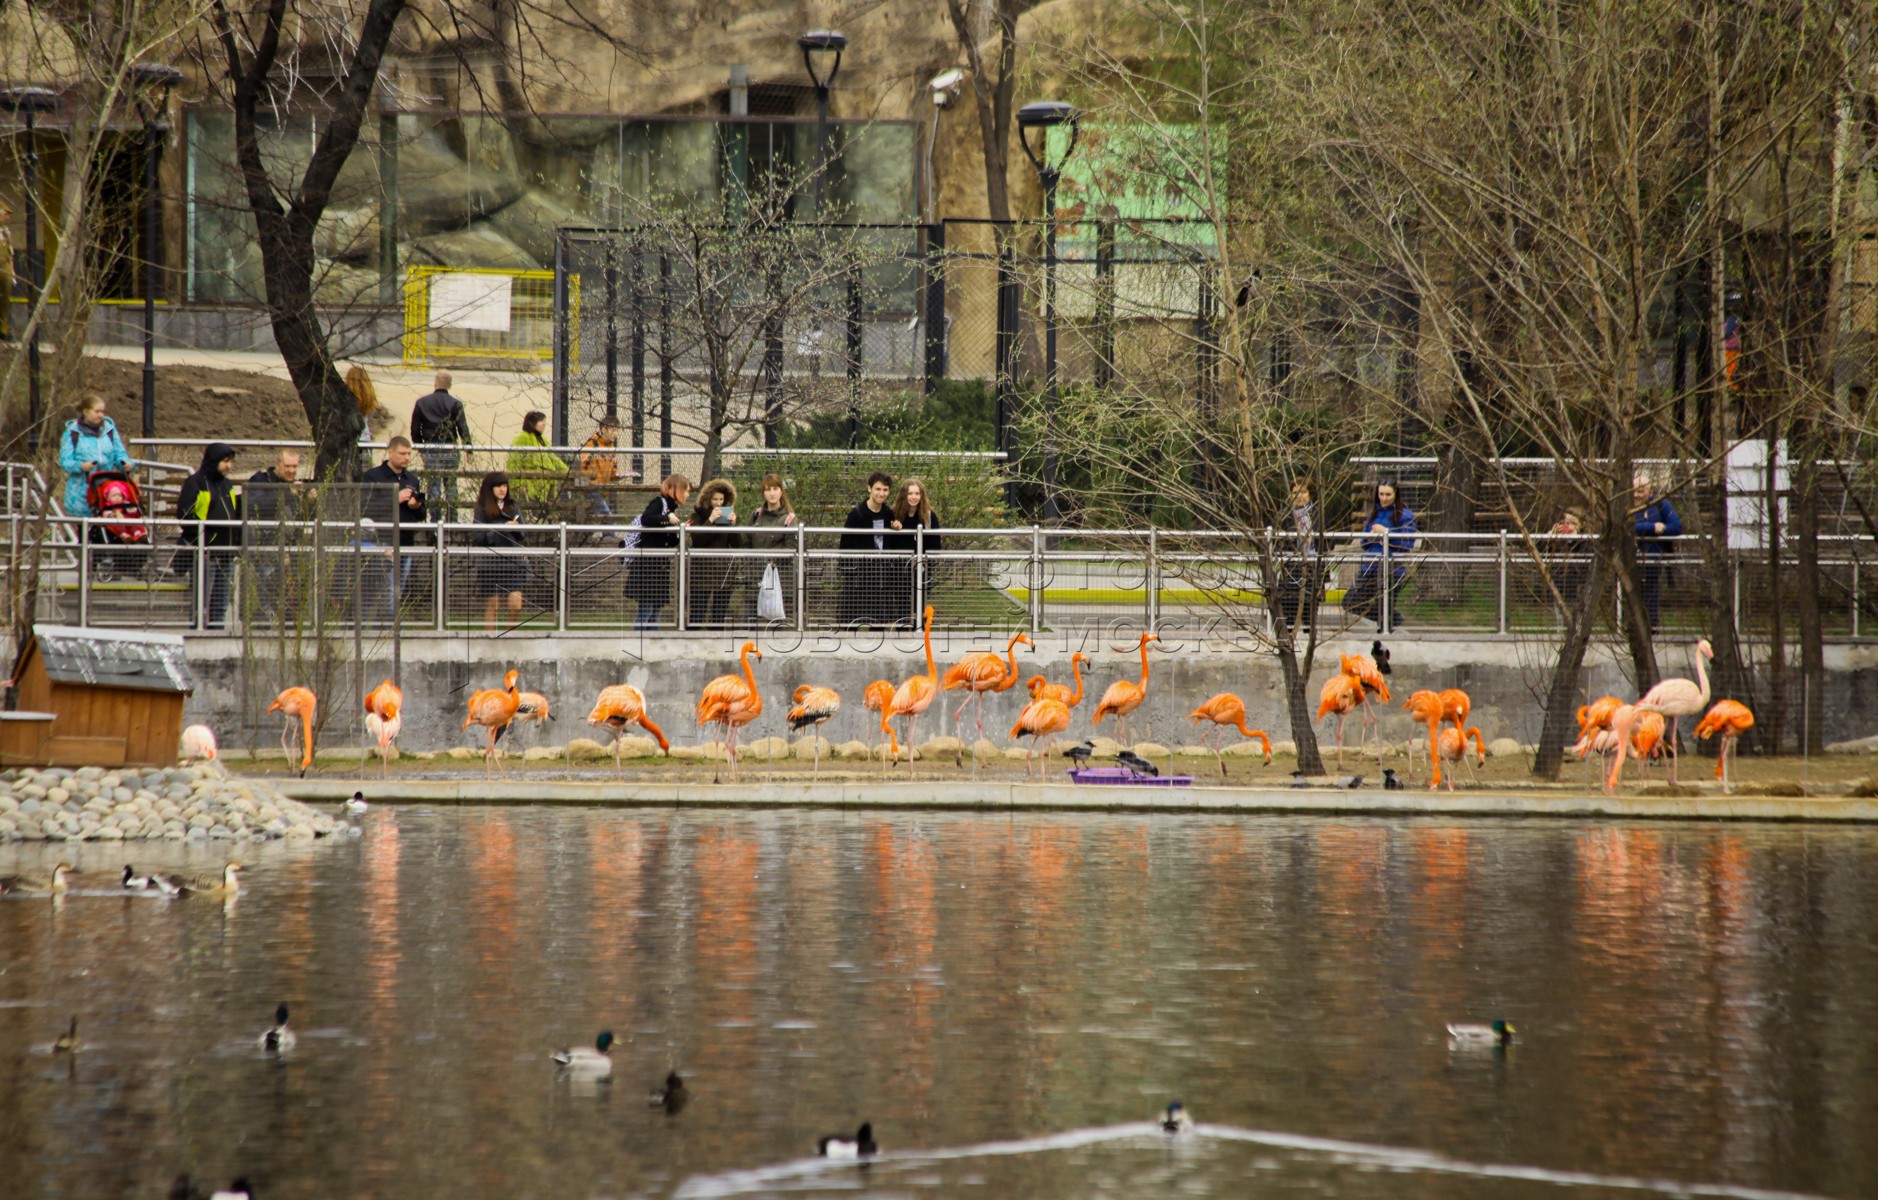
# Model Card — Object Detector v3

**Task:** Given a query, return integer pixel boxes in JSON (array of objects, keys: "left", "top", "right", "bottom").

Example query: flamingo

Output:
[
  {"left": 463, "top": 669, "right": 523, "bottom": 780},
  {"left": 1187, "top": 692, "right": 1272, "bottom": 778},
  {"left": 1316, "top": 673, "right": 1364, "bottom": 769},
  {"left": 787, "top": 685, "right": 842, "bottom": 779},
  {"left": 1435, "top": 725, "right": 1487, "bottom": 790},
  {"left": 1572, "top": 695, "right": 1627, "bottom": 785},
  {"left": 510, "top": 691, "right": 555, "bottom": 761},
  {"left": 1633, "top": 639, "right": 1713, "bottom": 784},
  {"left": 1403, "top": 690, "right": 1446, "bottom": 790},
  {"left": 941, "top": 632, "right": 1033, "bottom": 767},
  {"left": 180, "top": 724, "right": 219, "bottom": 765},
  {"left": 861, "top": 679, "right": 895, "bottom": 758},
  {"left": 697, "top": 641, "right": 764, "bottom": 783},
  {"left": 587, "top": 684, "right": 670, "bottom": 780},
  {"left": 1010, "top": 697, "right": 1072, "bottom": 778},
  {"left": 1630, "top": 711, "right": 1667, "bottom": 777},
  {"left": 883, "top": 606, "right": 939, "bottom": 774},
  {"left": 1093, "top": 633, "right": 1158, "bottom": 745},
  {"left": 1025, "top": 651, "right": 1091, "bottom": 708},
  {"left": 266, "top": 687, "right": 317, "bottom": 777},
  {"left": 1340, "top": 652, "right": 1391, "bottom": 758},
  {"left": 1695, "top": 699, "right": 1755, "bottom": 792},
  {"left": 1439, "top": 688, "right": 1471, "bottom": 736},
  {"left": 1604, "top": 703, "right": 1642, "bottom": 793},
  {"left": 362, "top": 679, "right": 403, "bottom": 778}
]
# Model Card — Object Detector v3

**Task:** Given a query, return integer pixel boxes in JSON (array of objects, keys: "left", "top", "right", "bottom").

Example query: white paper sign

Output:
[{"left": 428, "top": 272, "right": 513, "bottom": 332}]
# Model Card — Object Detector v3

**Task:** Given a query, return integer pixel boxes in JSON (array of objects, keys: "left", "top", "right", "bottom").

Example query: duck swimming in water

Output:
[
  {"left": 53, "top": 1015, "right": 80, "bottom": 1054},
  {"left": 649, "top": 1070, "right": 690, "bottom": 1115},
  {"left": 551, "top": 1030, "right": 616, "bottom": 1074},
  {"left": 817, "top": 1122, "right": 877, "bottom": 1159},
  {"left": 0, "top": 862, "right": 72, "bottom": 894},
  {"left": 1161, "top": 1102, "right": 1194, "bottom": 1133},
  {"left": 260, "top": 1004, "right": 296, "bottom": 1052},
  {"left": 1446, "top": 1018, "right": 1515, "bottom": 1046}
]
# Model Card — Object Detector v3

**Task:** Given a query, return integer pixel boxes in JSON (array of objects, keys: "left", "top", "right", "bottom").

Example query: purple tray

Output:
[{"left": 1066, "top": 767, "right": 1193, "bottom": 787}]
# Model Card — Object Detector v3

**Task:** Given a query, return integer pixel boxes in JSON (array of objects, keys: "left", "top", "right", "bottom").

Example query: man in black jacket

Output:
[
  {"left": 837, "top": 471, "right": 894, "bottom": 627},
  {"left": 360, "top": 437, "right": 427, "bottom": 621},
  {"left": 176, "top": 442, "right": 241, "bottom": 629},
  {"left": 409, "top": 370, "right": 468, "bottom": 516},
  {"left": 246, "top": 449, "right": 307, "bottom": 620}
]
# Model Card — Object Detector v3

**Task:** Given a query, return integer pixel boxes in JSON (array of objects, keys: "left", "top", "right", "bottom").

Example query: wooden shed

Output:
[{"left": 3, "top": 625, "right": 194, "bottom": 768}]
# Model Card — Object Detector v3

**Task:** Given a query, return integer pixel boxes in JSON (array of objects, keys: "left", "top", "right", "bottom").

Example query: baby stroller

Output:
[{"left": 85, "top": 470, "right": 151, "bottom": 582}]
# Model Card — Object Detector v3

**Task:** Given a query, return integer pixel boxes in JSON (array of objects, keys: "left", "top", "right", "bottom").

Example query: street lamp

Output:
[
  {"left": 129, "top": 62, "right": 183, "bottom": 440},
  {"left": 1016, "top": 100, "right": 1079, "bottom": 524},
  {"left": 798, "top": 29, "right": 846, "bottom": 216},
  {"left": 0, "top": 85, "right": 61, "bottom": 444}
]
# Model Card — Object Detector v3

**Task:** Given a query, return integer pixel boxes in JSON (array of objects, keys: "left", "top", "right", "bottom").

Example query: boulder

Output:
[
  {"left": 395, "top": 131, "right": 526, "bottom": 237},
  {"left": 1222, "top": 740, "right": 1272, "bottom": 758},
  {"left": 791, "top": 736, "right": 833, "bottom": 761},
  {"left": 1132, "top": 742, "right": 1171, "bottom": 759},
  {"left": 482, "top": 188, "right": 591, "bottom": 264},
  {"left": 1487, "top": 737, "right": 1523, "bottom": 760},
  {"left": 744, "top": 737, "right": 791, "bottom": 761},
  {"left": 917, "top": 736, "right": 963, "bottom": 758},
  {"left": 408, "top": 224, "right": 538, "bottom": 271},
  {"left": 566, "top": 738, "right": 614, "bottom": 762},
  {"left": 523, "top": 745, "right": 565, "bottom": 762},
  {"left": 834, "top": 740, "right": 872, "bottom": 761}
]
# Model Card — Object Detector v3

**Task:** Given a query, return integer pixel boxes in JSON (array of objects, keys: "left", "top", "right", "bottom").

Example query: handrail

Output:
[{"left": 128, "top": 438, "right": 1006, "bottom": 461}]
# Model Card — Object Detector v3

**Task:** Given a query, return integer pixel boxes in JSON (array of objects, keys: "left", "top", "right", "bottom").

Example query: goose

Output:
[
  {"left": 155, "top": 862, "right": 242, "bottom": 898},
  {"left": 649, "top": 1070, "right": 690, "bottom": 1115},
  {"left": 1446, "top": 1018, "right": 1515, "bottom": 1046},
  {"left": 260, "top": 1004, "right": 297, "bottom": 1052},
  {"left": 0, "top": 862, "right": 72, "bottom": 895},
  {"left": 551, "top": 1030, "right": 616, "bottom": 1073},
  {"left": 1161, "top": 1101, "right": 1194, "bottom": 1133},
  {"left": 342, "top": 792, "right": 369, "bottom": 817},
  {"left": 817, "top": 1122, "right": 878, "bottom": 1159},
  {"left": 53, "top": 1015, "right": 80, "bottom": 1054}
]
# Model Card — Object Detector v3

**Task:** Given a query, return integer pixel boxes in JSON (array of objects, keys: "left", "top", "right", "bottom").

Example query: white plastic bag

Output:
[{"left": 757, "top": 562, "right": 786, "bottom": 622}]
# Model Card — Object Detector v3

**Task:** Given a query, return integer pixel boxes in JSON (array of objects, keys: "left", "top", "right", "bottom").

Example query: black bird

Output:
[
  {"left": 818, "top": 1121, "right": 878, "bottom": 1159},
  {"left": 1370, "top": 640, "right": 1392, "bottom": 676},
  {"left": 1383, "top": 768, "right": 1404, "bottom": 790},
  {"left": 1332, "top": 775, "right": 1365, "bottom": 789},
  {"left": 1289, "top": 771, "right": 1311, "bottom": 789},
  {"left": 1116, "top": 749, "right": 1159, "bottom": 776},
  {"left": 1062, "top": 740, "right": 1096, "bottom": 766},
  {"left": 649, "top": 1070, "right": 690, "bottom": 1115}
]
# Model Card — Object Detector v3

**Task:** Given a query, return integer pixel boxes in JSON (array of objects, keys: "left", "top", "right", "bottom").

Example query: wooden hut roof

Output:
[{"left": 22, "top": 625, "right": 194, "bottom": 695}]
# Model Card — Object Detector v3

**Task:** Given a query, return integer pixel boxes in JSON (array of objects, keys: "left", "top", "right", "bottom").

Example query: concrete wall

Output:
[{"left": 181, "top": 630, "right": 1878, "bottom": 755}]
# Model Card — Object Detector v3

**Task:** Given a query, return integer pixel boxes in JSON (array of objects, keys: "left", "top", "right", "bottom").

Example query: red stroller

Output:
[{"left": 85, "top": 470, "right": 150, "bottom": 581}]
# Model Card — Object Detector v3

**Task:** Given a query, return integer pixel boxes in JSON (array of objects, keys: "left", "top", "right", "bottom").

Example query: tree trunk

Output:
[{"left": 1533, "top": 550, "right": 1611, "bottom": 779}]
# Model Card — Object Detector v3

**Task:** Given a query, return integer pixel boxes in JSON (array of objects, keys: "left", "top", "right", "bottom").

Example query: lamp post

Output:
[
  {"left": 798, "top": 29, "right": 846, "bottom": 217},
  {"left": 129, "top": 62, "right": 182, "bottom": 440},
  {"left": 1016, "top": 100, "right": 1079, "bottom": 524},
  {"left": 0, "top": 86, "right": 60, "bottom": 444}
]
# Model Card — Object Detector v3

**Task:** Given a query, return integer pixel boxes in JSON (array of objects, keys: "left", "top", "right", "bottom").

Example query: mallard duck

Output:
[
  {"left": 342, "top": 792, "right": 369, "bottom": 817},
  {"left": 0, "top": 862, "right": 72, "bottom": 894},
  {"left": 155, "top": 862, "right": 242, "bottom": 898},
  {"left": 53, "top": 1015, "right": 79, "bottom": 1054},
  {"left": 168, "top": 1177, "right": 255, "bottom": 1200},
  {"left": 1446, "top": 1019, "right": 1515, "bottom": 1046},
  {"left": 649, "top": 1070, "right": 690, "bottom": 1115},
  {"left": 1161, "top": 1102, "right": 1194, "bottom": 1133},
  {"left": 551, "top": 1030, "right": 616, "bottom": 1073},
  {"left": 817, "top": 1122, "right": 878, "bottom": 1159},
  {"left": 260, "top": 1004, "right": 296, "bottom": 1052}
]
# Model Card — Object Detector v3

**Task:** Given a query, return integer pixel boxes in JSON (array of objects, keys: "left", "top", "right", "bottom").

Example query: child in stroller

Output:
[{"left": 86, "top": 470, "right": 150, "bottom": 581}]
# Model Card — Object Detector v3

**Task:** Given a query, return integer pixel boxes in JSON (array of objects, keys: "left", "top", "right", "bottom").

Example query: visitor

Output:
[
  {"left": 838, "top": 471, "right": 895, "bottom": 628},
  {"left": 577, "top": 414, "right": 623, "bottom": 524},
  {"left": 1632, "top": 474, "right": 1682, "bottom": 633},
  {"left": 361, "top": 436, "right": 427, "bottom": 620},
  {"left": 246, "top": 448, "right": 308, "bottom": 621},
  {"left": 507, "top": 409, "right": 567, "bottom": 505},
  {"left": 885, "top": 477, "right": 943, "bottom": 628},
  {"left": 175, "top": 442, "right": 241, "bottom": 630},
  {"left": 409, "top": 369, "right": 468, "bottom": 516},
  {"left": 58, "top": 393, "right": 133, "bottom": 519},
  {"left": 626, "top": 473, "right": 690, "bottom": 631},
  {"left": 1548, "top": 506, "right": 1588, "bottom": 612},
  {"left": 1270, "top": 478, "right": 1321, "bottom": 634},
  {"left": 472, "top": 471, "right": 526, "bottom": 631},
  {"left": 686, "top": 478, "right": 744, "bottom": 629},
  {"left": 1343, "top": 480, "right": 1417, "bottom": 631},
  {"left": 746, "top": 473, "right": 796, "bottom": 622}
]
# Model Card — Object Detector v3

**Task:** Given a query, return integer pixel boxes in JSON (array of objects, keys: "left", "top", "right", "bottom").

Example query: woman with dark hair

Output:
[
  {"left": 885, "top": 477, "right": 943, "bottom": 628},
  {"left": 507, "top": 410, "right": 567, "bottom": 503},
  {"left": 473, "top": 471, "right": 526, "bottom": 630},
  {"left": 626, "top": 473, "right": 691, "bottom": 630},
  {"left": 746, "top": 474, "right": 797, "bottom": 622},
  {"left": 686, "top": 478, "right": 745, "bottom": 629},
  {"left": 1343, "top": 480, "right": 1417, "bottom": 631}
]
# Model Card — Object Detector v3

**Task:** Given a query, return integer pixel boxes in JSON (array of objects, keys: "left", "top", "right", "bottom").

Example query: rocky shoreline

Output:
[{"left": 0, "top": 766, "right": 348, "bottom": 843}]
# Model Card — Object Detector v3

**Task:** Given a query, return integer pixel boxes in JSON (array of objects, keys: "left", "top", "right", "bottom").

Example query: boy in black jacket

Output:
[{"left": 176, "top": 442, "right": 241, "bottom": 629}]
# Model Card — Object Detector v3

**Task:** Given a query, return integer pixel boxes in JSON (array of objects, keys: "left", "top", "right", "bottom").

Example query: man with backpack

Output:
[{"left": 409, "top": 370, "right": 469, "bottom": 517}]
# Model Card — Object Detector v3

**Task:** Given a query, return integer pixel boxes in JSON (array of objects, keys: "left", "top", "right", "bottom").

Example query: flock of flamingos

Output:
[{"left": 234, "top": 608, "right": 1757, "bottom": 792}]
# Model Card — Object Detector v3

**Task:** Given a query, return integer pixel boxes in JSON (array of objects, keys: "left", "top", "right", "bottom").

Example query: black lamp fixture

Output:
[
  {"left": 798, "top": 29, "right": 847, "bottom": 215},
  {"left": 1015, "top": 100, "right": 1080, "bottom": 524},
  {"left": 129, "top": 62, "right": 183, "bottom": 440},
  {"left": 0, "top": 85, "right": 62, "bottom": 444}
]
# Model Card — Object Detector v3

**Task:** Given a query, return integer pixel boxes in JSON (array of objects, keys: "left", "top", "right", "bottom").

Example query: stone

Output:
[
  {"left": 1222, "top": 740, "right": 1272, "bottom": 758},
  {"left": 408, "top": 224, "right": 538, "bottom": 271},
  {"left": 917, "top": 736, "right": 963, "bottom": 758},
  {"left": 668, "top": 745, "right": 708, "bottom": 761},
  {"left": 1272, "top": 741, "right": 1298, "bottom": 757},
  {"left": 791, "top": 736, "right": 834, "bottom": 761},
  {"left": 565, "top": 738, "right": 613, "bottom": 762},
  {"left": 482, "top": 188, "right": 591, "bottom": 263},
  {"left": 1131, "top": 742, "right": 1171, "bottom": 759},
  {"left": 96, "top": 826, "right": 125, "bottom": 840},
  {"left": 834, "top": 740, "right": 872, "bottom": 761},
  {"left": 1004, "top": 746, "right": 1034, "bottom": 761},
  {"left": 1487, "top": 737, "right": 1523, "bottom": 760},
  {"left": 523, "top": 746, "right": 565, "bottom": 762},
  {"left": 1825, "top": 734, "right": 1878, "bottom": 754},
  {"left": 1175, "top": 744, "right": 1212, "bottom": 758},
  {"left": 448, "top": 747, "right": 478, "bottom": 761},
  {"left": 971, "top": 738, "right": 1001, "bottom": 760},
  {"left": 744, "top": 737, "right": 791, "bottom": 761}
]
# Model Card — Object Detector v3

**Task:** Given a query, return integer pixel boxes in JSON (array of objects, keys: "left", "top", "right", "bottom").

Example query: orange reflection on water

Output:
[{"left": 694, "top": 825, "right": 760, "bottom": 1075}]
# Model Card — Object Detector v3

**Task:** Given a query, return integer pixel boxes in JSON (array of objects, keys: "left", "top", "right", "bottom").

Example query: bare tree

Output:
[{"left": 944, "top": 0, "right": 1041, "bottom": 222}]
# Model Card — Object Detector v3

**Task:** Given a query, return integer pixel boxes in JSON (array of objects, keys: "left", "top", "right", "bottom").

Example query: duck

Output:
[
  {"left": 170, "top": 1177, "right": 256, "bottom": 1200},
  {"left": 1162, "top": 1101, "right": 1194, "bottom": 1133},
  {"left": 649, "top": 1070, "right": 690, "bottom": 1115},
  {"left": 260, "top": 1004, "right": 297, "bottom": 1052},
  {"left": 342, "top": 792, "right": 369, "bottom": 817},
  {"left": 0, "top": 862, "right": 73, "bottom": 895},
  {"left": 154, "top": 862, "right": 242, "bottom": 898},
  {"left": 122, "top": 864, "right": 157, "bottom": 890},
  {"left": 817, "top": 1121, "right": 878, "bottom": 1159},
  {"left": 53, "top": 1015, "right": 80, "bottom": 1054},
  {"left": 551, "top": 1030, "right": 616, "bottom": 1073},
  {"left": 1446, "top": 1018, "right": 1515, "bottom": 1046}
]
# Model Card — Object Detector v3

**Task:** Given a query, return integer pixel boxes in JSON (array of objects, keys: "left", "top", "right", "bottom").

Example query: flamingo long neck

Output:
[
  {"left": 1231, "top": 712, "right": 1255, "bottom": 738},
  {"left": 1067, "top": 657, "right": 1084, "bottom": 706},
  {"left": 1693, "top": 644, "right": 1711, "bottom": 705},
  {"left": 921, "top": 614, "right": 936, "bottom": 681},
  {"left": 1136, "top": 638, "right": 1152, "bottom": 689},
  {"left": 637, "top": 714, "right": 671, "bottom": 751},
  {"left": 740, "top": 645, "right": 758, "bottom": 693},
  {"left": 998, "top": 635, "right": 1025, "bottom": 690}
]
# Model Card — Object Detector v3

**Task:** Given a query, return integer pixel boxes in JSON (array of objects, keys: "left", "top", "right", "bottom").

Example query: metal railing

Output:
[{"left": 11, "top": 514, "right": 1878, "bottom": 641}]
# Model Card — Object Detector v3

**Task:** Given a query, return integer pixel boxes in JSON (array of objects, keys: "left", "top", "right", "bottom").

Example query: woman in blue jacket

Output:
[
  {"left": 1344, "top": 480, "right": 1417, "bottom": 631},
  {"left": 57, "top": 395, "right": 133, "bottom": 516}
]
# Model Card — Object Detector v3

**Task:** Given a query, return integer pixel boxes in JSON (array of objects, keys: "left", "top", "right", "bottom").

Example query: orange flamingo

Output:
[
  {"left": 1578, "top": 695, "right": 1624, "bottom": 739},
  {"left": 1026, "top": 651, "right": 1091, "bottom": 708},
  {"left": 861, "top": 679, "right": 895, "bottom": 758},
  {"left": 1630, "top": 711, "right": 1667, "bottom": 776},
  {"left": 1603, "top": 703, "right": 1642, "bottom": 793},
  {"left": 587, "top": 684, "right": 670, "bottom": 780},
  {"left": 362, "top": 679, "right": 403, "bottom": 778},
  {"left": 697, "top": 641, "right": 764, "bottom": 783},
  {"left": 1438, "top": 688, "right": 1471, "bottom": 736},
  {"left": 941, "top": 631, "right": 1033, "bottom": 767},
  {"left": 1093, "top": 633, "right": 1158, "bottom": 745},
  {"left": 1010, "top": 697, "right": 1072, "bottom": 778},
  {"left": 1403, "top": 690, "right": 1445, "bottom": 790},
  {"left": 786, "top": 685, "right": 842, "bottom": 779},
  {"left": 510, "top": 691, "right": 555, "bottom": 764},
  {"left": 1695, "top": 699, "right": 1755, "bottom": 792},
  {"left": 267, "top": 687, "right": 317, "bottom": 777},
  {"left": 883, "top": 606, "right": 939, "bottom": 774},
  {"left": 1435, "top": 724, "right": 1487, "bottom": 790},
  {"left": 1187, "top": 692, "right": 1272, "bottom": 778},
  {"left": 1571, "top": 694, "right": 1628, "bottom": 785},
  {"left": 463, "top": 669, "right": 523, "bottom": 780},
  {"left": 1316, "top": 673, "right": 1364, "bottom": 769},
  {"left": 1634, "top": 638, "right": 1714, "bottom": 784},
  {"left": 1339, "top": 652, "right": 1391, "bottom": 757}
]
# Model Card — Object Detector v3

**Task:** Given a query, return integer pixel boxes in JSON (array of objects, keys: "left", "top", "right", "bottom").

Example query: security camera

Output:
[{"left": 929, "top": 68, "right": 965, "bottom": 107}]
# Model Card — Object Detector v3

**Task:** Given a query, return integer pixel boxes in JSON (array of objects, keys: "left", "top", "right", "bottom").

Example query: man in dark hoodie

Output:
[
  {"left": 176, "top": 442, "right": 241, "bottom": 629},
  {"left": 409, "top": 370, "right": 469, "bottom": 516},
  {"left": 359, "top": 436, "right": 427, "bottom": 621}
]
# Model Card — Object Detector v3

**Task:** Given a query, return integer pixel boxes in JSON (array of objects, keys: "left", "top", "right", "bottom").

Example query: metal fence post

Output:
[
  {"left": 916, "top": 526, "right": 927, "bottom": 626},
  {"left": 1146, "top": 528, "right": 1160, "bottom": 632},
  {"left": 552, "top": 232, "right": 570, "bottom": 444},
  {"left": 676, "top": 524, "right": 689, "bottom": 633},
  {"left": 557, "top": 522, "right": 570, "bottom": 632},
  {"left": 795, "top": 522, "right": 806, "bottom": 634},
  {"left": 78, "top": 521, "right": 90, "bottom": 627},
  {"left": 434, "top": 522, "right": 447, "bottom": 630},
  {"left": 1497, "top": 529, "right": 1508, "bottom": 634},
  {"left": 1380, "top": 537, "right": 1392, "bottom": 632},
  {"left": 923, "top": 222, "right": 947, "bottom": 392},
  {"left": 1854, "top": 557, "right": 1862, "bottom": 639},
  {"left": 1029, "top": 524, "right": 1043, "bottom": 635}
]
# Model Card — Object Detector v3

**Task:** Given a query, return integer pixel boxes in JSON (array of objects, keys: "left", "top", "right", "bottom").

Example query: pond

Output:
[{"left": 3, "top": 809, "right": 1874, "bottom": 1199}]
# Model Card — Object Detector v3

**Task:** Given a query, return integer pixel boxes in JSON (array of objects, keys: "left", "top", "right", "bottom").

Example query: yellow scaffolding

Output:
[{"left": 401, "top": 266, "right": 577, "bottom": 365}]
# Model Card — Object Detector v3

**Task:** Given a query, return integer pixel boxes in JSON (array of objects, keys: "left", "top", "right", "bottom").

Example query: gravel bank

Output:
[{"left": 0, "top": 766, "right": 347, "bottom": 843}]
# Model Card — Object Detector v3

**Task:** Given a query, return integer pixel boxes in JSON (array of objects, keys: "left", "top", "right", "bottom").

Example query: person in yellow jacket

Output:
[
  {"left": 175, "top": 443, "right": 242, "bottom": 629},
  {"left": 506, "top": 410, "right": 567, "bottom": 504}
]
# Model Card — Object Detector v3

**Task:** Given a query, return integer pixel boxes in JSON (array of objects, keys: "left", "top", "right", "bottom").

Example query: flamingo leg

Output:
[{"left": 1214, "top": 727, "right": 1227, "bottom": 779}]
